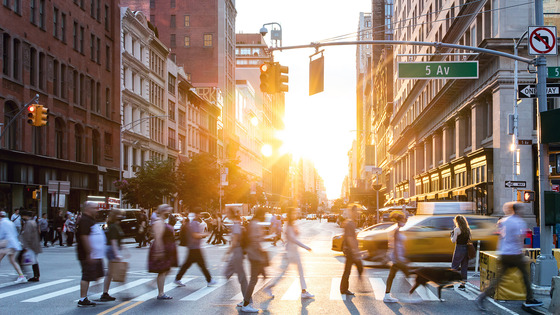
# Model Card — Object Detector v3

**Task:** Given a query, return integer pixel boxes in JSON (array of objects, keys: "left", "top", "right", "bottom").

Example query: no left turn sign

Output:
[{"left": 529, "top": 26, "right": 558, "bottom": 55}]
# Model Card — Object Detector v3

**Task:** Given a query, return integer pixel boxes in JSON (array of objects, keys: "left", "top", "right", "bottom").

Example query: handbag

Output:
[
  {"left": 22, "top": 249, "right": 37, "bottom": 265},
  {"left": 467, "top": 242, "right": 476, "bottom": 259},
  {"left": 109, "top": 261, "right": 128, "bottom": 282}
]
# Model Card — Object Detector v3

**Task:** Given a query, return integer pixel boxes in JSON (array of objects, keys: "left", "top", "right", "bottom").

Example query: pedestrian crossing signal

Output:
[
  {"left": 517, "top": 190, "right": 535, "bottom": 202},
  {"left": 32, "top": 189, "right": 40, "bottom": 200}
]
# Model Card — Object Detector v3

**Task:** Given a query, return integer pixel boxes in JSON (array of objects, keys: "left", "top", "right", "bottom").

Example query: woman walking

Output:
[
  {"left": 384, "top": 210, "right": 411, "bottom": 303},
  {"left": 20, "top": 211, "right": 42, "bottom": 282},
  {"left": 451, "top": 215, "right": 471, "bottom": 290},
  {"left": 148, "top": 204, "right": 178, "bottom": 300},
  {"left": 101, "top": 209, "right": 125, "bottom": 301},
  {"left": 264, "top": 208, "right": 314, "bottom": 299},
  {"left": 65, "top": 214, "right": 76, "bottom": 246},
  {"left": 212, "top": 216, "right": 226, "bottom": 245},
  {"left": 224, "top": 209, "right": 248, "bottom": 308},
  {"left": 241, "top": 207, "right": 268, "bottom": 313},
  {"left": 0, "top": 211, "right": 26, "bottom": 283}
]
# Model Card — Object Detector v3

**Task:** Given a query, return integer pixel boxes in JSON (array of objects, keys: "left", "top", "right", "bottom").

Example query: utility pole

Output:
[{"left": 534, "top": 0, "right": 558, "bottom": 287}]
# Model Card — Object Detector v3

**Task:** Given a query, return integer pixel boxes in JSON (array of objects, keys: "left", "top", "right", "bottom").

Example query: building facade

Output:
[{"left": 1, "top": 0, "right": 121, "bottom": 214}]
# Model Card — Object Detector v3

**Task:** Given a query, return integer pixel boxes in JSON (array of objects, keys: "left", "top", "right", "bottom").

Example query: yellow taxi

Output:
[
  {"left": 357, "top": 213, "right": 499, "bottom": 262},
  {"left": 331, "top": 222, "right": 395, "bottom": 252}
]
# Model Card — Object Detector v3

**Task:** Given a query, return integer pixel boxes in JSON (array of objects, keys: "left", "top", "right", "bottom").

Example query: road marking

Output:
[
  {"left": 280, "top": 279, "right": 301, "bottom": 300},
  {"left": 88, "top": 278, "right": 153, "bottom": 300},
  {"left": 405, "top": 278, "right": 439, "bottom": 301},
  {"left": 132, "top": 280, "right": 188, "bottom": 301},
  {"left": 113, "top": 301, "right": 144, "bottom": 315},
  {"left": 453, "top": 284, "right": 476, "bottom": 300},
  {"left": 368, "top": 278, "right": 386, "bottom": 300},
  {"left": 180, "top": 279, "right": 228, "bottom": 301},
  {"left": 96, "top": 301, "right": 132, "bottom": 315},
  {"left": 22, "top": 283, "right": 81, "bottom": 302},
  {"left": 230, "top": 279, "right": 268, "bottom": 301},
  {"left": 0, "top": 279, "right": 73, "bottom": 300},
  {"left": 330, "top": 278, "right": 345, "bottom": 301},
  {"left": 488, "top": 298, "right": 519, "bottom": 315}
]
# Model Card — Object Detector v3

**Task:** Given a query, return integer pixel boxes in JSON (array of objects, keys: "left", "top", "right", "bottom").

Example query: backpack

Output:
[{"left": 179, "top": 220, "right": 192, "bottom": 247}]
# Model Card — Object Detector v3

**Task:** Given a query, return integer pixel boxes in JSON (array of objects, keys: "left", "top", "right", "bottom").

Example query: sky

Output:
[{"left": 236, "top": 0, "right": 372, "bottom": 199}]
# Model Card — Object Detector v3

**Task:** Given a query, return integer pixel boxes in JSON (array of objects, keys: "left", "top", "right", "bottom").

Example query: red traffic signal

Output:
[
  {"left": 260, "top": 62, "right": 276, "bottom": 93},
  {"left": 27, "top": 104, "right": 37, "bottom": 126}
]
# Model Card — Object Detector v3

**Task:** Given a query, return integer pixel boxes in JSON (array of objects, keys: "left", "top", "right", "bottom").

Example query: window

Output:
[
  {"left": 168, "top": 101, "right": 175, "bottom": 121},
  {"left": 123, "top": 145, "right": 128, "bottom": 170},
  {"left": 53, "top": 8, "right": 58, "bottom": 38},
  {"left": 30, "top": 0, "right": 36, "bottom": 24},
  {"left": 184, "top": 15, "right": 190, "bottom": 27},
  {"left": 38, "top": 52, "right": 45, "bottom": 90},
  {"left": 150, "top": 15, "right": 155, "bottom": 22},
  {"left": 73, "top": 22, "right": 78, "bottom": 50},
  {"left": 168, "top": 128, "right": 176, "bottom": 149},
  {"left": 203, "top": 34, "right": 213, "bottom": 47},
  {"left": 170, "top": 34, "right": 176, "bottom": 48},
  {"left": 73, "top": 70, "right": 78, "bottom": 103},
  {"left": 61, "top": 64, "right": 66, "bottom": 99},
  {"left": 55, "top": 119, "right": 64, "bottom": 159},
  {"left": 12, "top": 39, "right": 20, "bottom": 80},
  {"left": 170, "top": 0, "right": 175, "bottom": 8},
  {"left": 184, "top": 36, "right": 190, "bottom": 47},
  {"left": 168, "top": 74, "right": 176, "bottom": 92},
  {"left": 90, "top": 0, "right": 95, "bottom": 17},
  {"left": 61, "top": 13, "right": 66, "bottom": 43},
  {"left": 53, "top": 60, "right": 58, "bottom": 96},
  {"left": 96, "top": 82, "right": 100, "bottom": 112},
  {"left": 96, "top": 37, "right": 100, "bottom": 63},
  {"left": 106, "top": 44, "right": 110, "bottom": 70},
  {"left": 105, "top": 87, "right": 110, "bottom": 116},
  {"left": 150, "top": 0, "right": 155, "bottom": 8},
  {"left": 170, "top": 15, "right": 176, "bottom": 28},
  {"left": 92, "top": 131, "right": 100, "bottom": 165},
  {"left": 104, "top": 4, "right": 109, "bottom": 30},
  {"left": 13, "top": 0, "right": 20, "bottom": 14},
  {"left": 90, "top": 34, "right": 95, "bottom": 60},
  {"left": 75, "top": 125, "right": 83, "bottom": 162},
  {"left": 104, "top": 132, "right": 113, "bottom": 157},
  {"left": 79, "top": 26, "right": 84, "bottom": 53},
  {"left": 39, "top": 0, "right": 45, "bottom": 29},
  {"left": 90, "top": 79, "right": 95, "bottom": 110},
  {"left": 30, "top": 48, "right": 36, "bottom": 86},
  {"left": 80, "top": 73, "right": 85, "bottom": 105}
]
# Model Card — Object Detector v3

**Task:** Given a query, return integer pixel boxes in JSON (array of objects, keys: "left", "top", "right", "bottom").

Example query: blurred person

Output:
[
  {"left": 340, "top": 206, "right": 363, "bottom": 296},
  {"left": 212, "top": 216, "right": 226, "bottom": 245},
  {"left": 224, "top": 209, "right": 248, "bottom": 308},
  {"left": 476, "top": 202, "right": 543, "bottom": 310},
  {"left": 38, "top": 213, "right": 49, "bottom": 247},
  {"left": 384, "top": 210, "right": 411, "bottom": 303},
  {"left": 148, "top": 204, "right": 178, "bottom": 300},
  {"left": 65, "top": 214, "right": 76, "bottom": 246},
  {"left": 175, "top": 208, "right": 216, "bottom": 286},
  {"left": 271, "top": 215, "right": 283, "bottom": 246},
  {"left": 76, "top": 202, "right": 107, "bottom": 307},
  {"left": 101, "top": 209, "right": 126, "bottom": 302},
  {"left": 0, "top": 210, "right": 27, "bottom": 283},
  {"left": 53, "top": 210, "right": 64, "bottom": 246},
  {"left": 11, "top": 208, "right": 22, "bottom": 234},
  {"left": 264, "top": 208, "right": 314, "bottom": 299},
  {"left": 451, "top": 215, "right": 471, "bottom": 289},
  {"left": 136, "top": 210, "right": 148, "bottom": 248},
  {"left": 20, "top": 211, "right": 42, "bottom": 281},
  {"left": 206, "top": 217, "right": 217, "bottom": 244},
  {"left": 241, "top": 208, "right": 268, "bottom": 313}
]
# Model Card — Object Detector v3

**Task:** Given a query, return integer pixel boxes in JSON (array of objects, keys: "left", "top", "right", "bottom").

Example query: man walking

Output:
[
  {"left": 241, "top": 207, "right": 268, "bottom": 313},
  {"left": 76, "top": 202, "right": 109, "bottom": 307},
  {"left": 340, "top": 206, "right": 363, "bottom": 296},
  {"left": 224, "top": 208, "right": 248, "bottom": 308},
  {"left": 20, "top": 211, "right": 42, "bottom": 281},
  {"left": 53, "top": 210, "right": 64, "bottom": 246},
  {"left": 476, "top": 202, "right": 543, "bottom": 310},
  {"left": 174, "top": 207, "right": 217, "bottom": 287},
  {"left": 38, "top": 213, "right": 49, "bottom": 247},
  {"left": 10, "top": 208, "right": 22, "bottom": 234}
]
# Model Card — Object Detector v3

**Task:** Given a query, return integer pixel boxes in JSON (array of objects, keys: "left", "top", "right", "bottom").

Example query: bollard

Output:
[
  {"left": 550, "top": 276, "right": 560, "bottom": 315},
  {"left": 473, "top": 240, "right": 481, "bottom": 277}
]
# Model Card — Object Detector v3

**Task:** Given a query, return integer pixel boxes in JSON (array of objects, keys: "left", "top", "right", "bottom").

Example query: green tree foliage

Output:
[
  {"left": 121, "top": 159, "right": 176, "bottom": 210},
  {"left": 175, "top": 153, "right": 219, "bottom": 210},
  {"left": 222, "top": 160, "right": 251, "bottom": 205},
  {"left": 331, "top": 198, "right": 345, "bottom": 212},
  {"left": 302, "top": 191, "right": 319, "bottom": 213}
]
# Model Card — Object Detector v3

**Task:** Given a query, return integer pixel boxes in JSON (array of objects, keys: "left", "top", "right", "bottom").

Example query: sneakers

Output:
[
  {"left": 207, "top": 279, "right": 218, "bottom": 286},
  {"left": 240, "top": 304, "right": 259, "bottom": 313},
  {"left": 236, "top": 301, "right": 244, "bottom": 307},
  {"left": 523, "top": 298, "right": 544, "bottom": 307},
  {"left": 263, "top": 287, "right": 274, "bottom": 298},
  {"left": 174, "top": 280, "right": 186, "bottom": 287},
  {"left": 99, "top": 293, "right": 116, "bottom": 301},
  {"left": 77, "top": 297, "right": 96, "bottom": 307},
  {"left": 383, "top": 293, "right": 399, "bottom": 303},
  {"left": 14, "top": 276, "right": 27, "bottom": 284},
  {"left": 301, "top": 291, "right": 315, "bottom": 299},
  {"left": 156, "top": 294, "right": 173, "bottom": 300},
  {"left": 475, "top": 295, "right": 487, "bottom": 311}
]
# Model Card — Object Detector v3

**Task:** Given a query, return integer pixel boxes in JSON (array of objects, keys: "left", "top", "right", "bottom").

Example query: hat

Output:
[{"left": 389, "top": 210, "right": 406, "bottom": 222}]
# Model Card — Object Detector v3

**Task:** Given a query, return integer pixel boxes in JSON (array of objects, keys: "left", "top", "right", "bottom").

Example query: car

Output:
[
  {"left": 378, "top": 206, "right": 416, "bottom": 222},
  {"left": 165, "top": 213, "right": 184, "bottom": 238},
  {"left": 306, "top": 214, "right": 317, "bottom": 220},
  {"left": 97, "top": 208, "right": 142, "bottom": 238},
  {"left": 332, "top": 222, "right": 395, "bottom": 252},
  {"left": 327, "top": 214, "right": 338, "bottom": 222},
  {"left": 357, "top": 214, "right": 499, "bottom": 262}
]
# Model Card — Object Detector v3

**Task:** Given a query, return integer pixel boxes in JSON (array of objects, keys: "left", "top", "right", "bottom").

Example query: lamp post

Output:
[{"left": 119, "top": 115, "right": 168, "bottom": 208}]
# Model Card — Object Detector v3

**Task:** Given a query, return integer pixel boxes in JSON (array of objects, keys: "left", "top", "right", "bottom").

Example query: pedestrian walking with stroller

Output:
[{"left": 148, "top": 204, "right": 178, "bottom": 300}]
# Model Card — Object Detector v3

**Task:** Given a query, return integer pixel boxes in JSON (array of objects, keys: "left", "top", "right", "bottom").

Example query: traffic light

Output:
[
  {"left": 37, "top": 105, "right": 48, "bottom": 126},
  {"left": 275, "top": 63, "right": 289, "bottom": 92},
  {"left": 259, "top": 62, "right": 276, "bottom": 93},
  {"left": 27, "top": 104, "right": 38, "bottom": 126},
  {"left": 32, "top": 189, "right": 40, "bottom": 200},
  {"left": 517, "top": 190, "right": 535, "bottom": 202}
]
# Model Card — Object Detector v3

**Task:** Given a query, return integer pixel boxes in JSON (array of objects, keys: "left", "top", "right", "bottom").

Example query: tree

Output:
[
  {"left": 222, "top": 160, "right": 251, "bottom": 205},
  {"left": 175, "top": 153, "right": 219, "bottom": 210},
  {"left": 331, "top": 198, "right": 345, "bottom": 213},
  {"left": 121, "top": 159, "right": 176, "bottom": 210},
  {"left": 302, "top": 191, "right": 319, "bottom": 213}
]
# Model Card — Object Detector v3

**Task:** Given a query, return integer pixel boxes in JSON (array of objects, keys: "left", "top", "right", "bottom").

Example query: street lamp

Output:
[{"left": 119, "top": 115, "right": 168, "bottom": 208}]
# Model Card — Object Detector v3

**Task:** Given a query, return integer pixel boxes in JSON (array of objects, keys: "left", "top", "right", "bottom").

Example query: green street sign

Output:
[
  {"left": 398, "top": 61, "right": 479, "bottom": 79},
  {"left": 548, "top": 67, "right": 560, "bottom": 78}
]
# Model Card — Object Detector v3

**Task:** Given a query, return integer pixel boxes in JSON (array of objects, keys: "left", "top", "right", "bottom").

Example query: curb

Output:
[{"left": 531, "top": 284, "right": 551, "bottom": 296}]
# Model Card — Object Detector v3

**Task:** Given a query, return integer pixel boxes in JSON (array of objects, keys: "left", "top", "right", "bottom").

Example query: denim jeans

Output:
[{"left": 451, "top": 244, "right": 469, "bottom": 280}]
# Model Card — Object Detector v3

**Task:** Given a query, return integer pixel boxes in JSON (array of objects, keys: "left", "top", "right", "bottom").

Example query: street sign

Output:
[
  {"left": 48, "top": 180, "right": 71, "bottom": 194},
  {"left": 548, "top": 67, "right": 560, "bottom": 78},
  {"left": 365, "top": 165, "right": 382, "bottom": 175},
  {"left": 398, "top": 61, "right": 478, "bottom": 79},
  {"left": 518, "top": 139, "right": 533, "bottom": 145},
  {"left": 505, "top": 180, "right": 527, "bottom": 188},
  {"left": 528, "top": 26, "right": 558, "bottom": 55},
  {"left": 518, "top": 83, "right": 560, "bottom": 98}
]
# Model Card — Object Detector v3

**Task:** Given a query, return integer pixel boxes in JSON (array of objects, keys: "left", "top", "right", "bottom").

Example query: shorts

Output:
[
  {"left": 0, "top": 248, "right": 16, "bottom": 255},
  {"left": 80, "top": 259, "right": 104, "bottom": 282}
]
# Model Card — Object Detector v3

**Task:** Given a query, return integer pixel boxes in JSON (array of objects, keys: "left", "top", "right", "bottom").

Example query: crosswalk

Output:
[{"left": 0, "top": 275, "right": 480, "bottom": 305}]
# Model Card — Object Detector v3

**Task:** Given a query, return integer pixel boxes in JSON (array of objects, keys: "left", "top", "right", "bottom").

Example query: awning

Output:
[
  {"left": 437, "top": 191, "right": 450, "bottom": 199},
  {"left": 426, "top": 193, "right": 437, "bottom": 200}
]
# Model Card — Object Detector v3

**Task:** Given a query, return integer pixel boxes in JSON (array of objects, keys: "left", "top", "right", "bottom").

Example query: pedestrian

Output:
[
  {"left": 271, "top": 215, "right": 283, "bottom": 246},
  {"left": 206, "top": 217, "right": 216, "bottom": 244},
  {"left": 11, "top": 208, "right": 22, "bottom": 234},
  {"left": 241, "top": 207, "right": 268, "bottom": 313},
  {"left": 65, "top": 214, "right": 76, "bottom": 246},
  {"left": 102, "top": 209, "right": 125, "bottom": 302},
  {"left": 136, "top": 210, "right": 148, "bottom": 248},
  {"left": 264, "top": 207, "right": 314, "bottom": 299},
  {"left": 476, "top": 202, "right": 543, "bottom": 310},
  {"left": 383, "top": 210, "right": 411, "bottom": 303},
  {"left": 38, "top": 213, "right": 49, "bottom": 247},
  {"left": 451, "top": 215, "right": 471, "bottom": 290},
  {"left": 0, "top": 210, "right": 27, "bottom": 283},
  {"left": 76, "top": 202, "right": 108, "bottom": 307},
  {"left": 212, "top": 216, "right": 226, "bottom": 245},
  {"left": 53, "top": 210, "right": 64, "bottom": 246},
  {"left": 148, "top": 204, "right": 178, "bottom": 300},
  {"left": 223, "top": 209, "right": 248, "bottom": 308},
  {"left": 340, "top": 205, "right": 364, "bottom": 296},
  {"left": 175, "top": 207, "right": 216, "bottom": 286},
  {"left": 20, "top": 211, "right": 42, "bottom": 282}
]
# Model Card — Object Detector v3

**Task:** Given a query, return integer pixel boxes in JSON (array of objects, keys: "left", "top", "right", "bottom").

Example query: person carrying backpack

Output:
[{"left": 223, "top": 208, "right": 248, "bottom": 308}]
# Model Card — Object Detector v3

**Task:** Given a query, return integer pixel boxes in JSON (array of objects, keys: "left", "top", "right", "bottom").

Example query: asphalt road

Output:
[{"left": 0, "top": 219, "right": 531, "bottom": 314}]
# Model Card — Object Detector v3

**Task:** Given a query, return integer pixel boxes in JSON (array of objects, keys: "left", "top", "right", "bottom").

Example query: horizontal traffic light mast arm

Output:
[
  {"left": 0, "top": 94, "right": 39, "bottom": 142},
  {"left": 270, "top": 40, "right": 535, "bottom": 64}
]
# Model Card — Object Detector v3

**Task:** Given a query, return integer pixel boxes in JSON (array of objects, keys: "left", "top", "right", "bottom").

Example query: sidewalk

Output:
[{"left": 467, "top": 276, "right": 552, "bottom": 315}]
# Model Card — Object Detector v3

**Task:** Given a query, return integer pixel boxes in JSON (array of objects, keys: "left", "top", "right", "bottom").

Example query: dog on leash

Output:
[{"left": 408, "top": 267, "right": 463, "bottom": 301}]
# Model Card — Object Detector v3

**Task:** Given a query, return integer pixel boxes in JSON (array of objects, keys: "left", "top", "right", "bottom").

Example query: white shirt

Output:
[
  {"left": 89, "top": 224, "right": 107, "bottom": 259},
  {"left": 497, "top": 214, "right": 527, "bottom": 255}
]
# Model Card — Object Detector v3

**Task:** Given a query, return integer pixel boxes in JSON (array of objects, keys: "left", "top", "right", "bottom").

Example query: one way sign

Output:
[{"left": 518, "top": 83, "right": 560, "bottom": 98}]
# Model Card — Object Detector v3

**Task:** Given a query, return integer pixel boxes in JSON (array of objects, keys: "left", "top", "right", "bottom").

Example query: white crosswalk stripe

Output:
[
  {"left": 280, "top": 279, "right": 301, "bottom": 300},
  {"left": 180, "top": 278, "right": 228, "bottom": 301},
  {"left": 330, "top": 278, "right": 345, "bottom": 301},
  {"left": 132, "top": 281, "right": 185, "bottom": 301},
  {"left": 405, "top": 278, "right": 439, "bottom": 301},
  {"left": 0, "top": 279, "right": 73, "bottom": 300},
  {"left": 368, "top": 278, "right": 386, "bottom": 300},
  {"left": 230, "top": 279, "right": 269, "bottom": 302},
  {"left": 88, "top": 278, "right": 154, "bottom": 300},
  {"left": 22, "top": 283, "right": 81, "bottom": 302}
]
